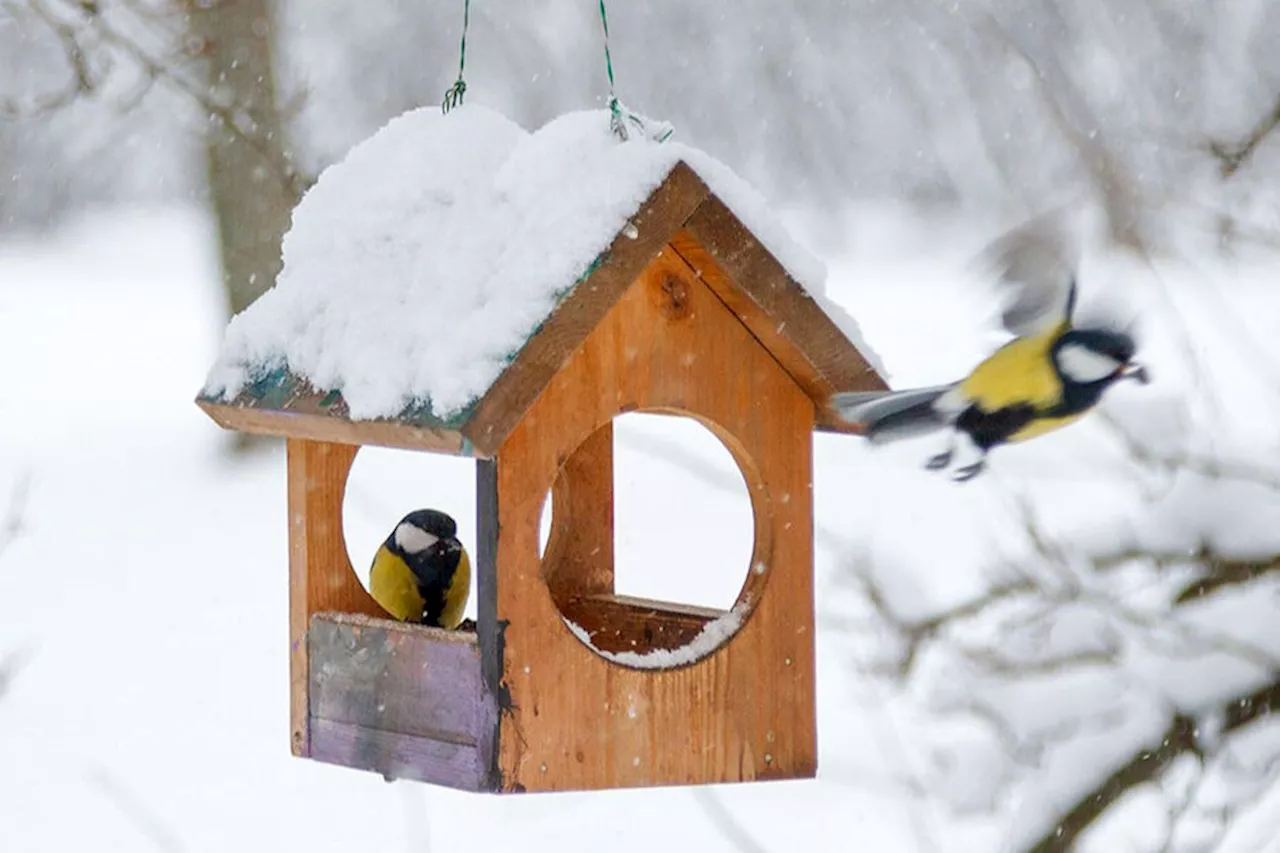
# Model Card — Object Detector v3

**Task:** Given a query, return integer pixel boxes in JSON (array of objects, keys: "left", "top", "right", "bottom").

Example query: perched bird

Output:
[
  {"left": 368, "top": 509, "right": 471, "bottom": 628},
  {"left": 831, "top": 211, "right": 1150, "bottom": 482}
]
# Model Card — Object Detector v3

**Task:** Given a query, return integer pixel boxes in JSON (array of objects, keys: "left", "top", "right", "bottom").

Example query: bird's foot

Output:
[
  {"left": 925, "top": 450, "right": 953, "bottom": 471},
  {"left": 951, "top": 459, "right": 986, "bottom": 482}
]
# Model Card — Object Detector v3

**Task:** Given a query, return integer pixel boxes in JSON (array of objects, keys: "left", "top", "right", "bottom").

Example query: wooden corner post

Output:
[{"left": 285, "top": 439, "right": 382, "bottom": 757}]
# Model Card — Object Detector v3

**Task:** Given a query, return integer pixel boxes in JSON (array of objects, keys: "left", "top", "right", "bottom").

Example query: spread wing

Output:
[{"left": 974, "top": 207, "right": 1081, "bottom": 337}]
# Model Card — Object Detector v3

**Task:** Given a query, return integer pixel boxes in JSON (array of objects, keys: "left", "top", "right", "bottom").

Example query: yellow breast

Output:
[
  {"left": 438, "top": 548, "right": 472, "bottom": 629},
  {"left": 368, "top": 545, "right": 426, "bottom": 622},
  {"left": 960, "top": 324, "right": 1065, "bottom": 413}
]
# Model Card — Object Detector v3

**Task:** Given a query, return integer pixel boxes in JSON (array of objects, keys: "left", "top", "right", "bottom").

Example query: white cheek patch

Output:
[
  {"left": 394, "top": 523, "right": 439, "bottom": 554},
  {"left": 1057, "top": 343, "right": 1120, "bottom": 382}
]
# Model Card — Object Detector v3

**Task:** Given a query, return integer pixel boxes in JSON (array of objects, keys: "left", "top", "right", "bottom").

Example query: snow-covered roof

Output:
[{"left": 199, "top": 103, "right": 886, "bottom": 449}]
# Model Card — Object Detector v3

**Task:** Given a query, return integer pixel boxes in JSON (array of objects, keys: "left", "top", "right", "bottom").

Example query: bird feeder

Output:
[{"left": 196, "top": 109, "right": 887, "bottom": 793}]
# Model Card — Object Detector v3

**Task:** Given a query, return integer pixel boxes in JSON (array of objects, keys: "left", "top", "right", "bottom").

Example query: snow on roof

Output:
[{"left": 201, "top": 103, "right": 883, "bottom": 422}]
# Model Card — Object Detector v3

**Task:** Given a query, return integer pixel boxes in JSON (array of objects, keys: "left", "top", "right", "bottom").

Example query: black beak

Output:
[{"left": 1121, "top": 362, "right": 1150, "bottom": 384}]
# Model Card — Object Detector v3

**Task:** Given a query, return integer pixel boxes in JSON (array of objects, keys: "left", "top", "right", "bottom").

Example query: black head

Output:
[
  {"left": 399, "top": 509, "right": 457, "bottom": 539},
  {"left": 1054, "top": 327, "right": 1149, "bottom": 387},
  {"left": 387, "top": 508, "right": 461, "bottom": 560}
]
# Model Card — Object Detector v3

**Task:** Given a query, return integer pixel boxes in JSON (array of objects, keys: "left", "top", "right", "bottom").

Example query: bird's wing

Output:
[{"left": 975, "top": 207, "right": 1081, "bottom": 337}]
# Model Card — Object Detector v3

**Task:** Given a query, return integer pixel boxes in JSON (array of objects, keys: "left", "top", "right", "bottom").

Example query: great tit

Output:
[
  {"left": 832, "top": 213, "right": 1150, "bottom": 482},
  {"left": 368, "top": 509, "right": 471, "bottom": 628}
]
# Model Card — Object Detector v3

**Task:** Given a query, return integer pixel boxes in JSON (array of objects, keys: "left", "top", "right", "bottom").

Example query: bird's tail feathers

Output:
[{"left": 831, "top": 385, "right": 955, "bottom": 444}]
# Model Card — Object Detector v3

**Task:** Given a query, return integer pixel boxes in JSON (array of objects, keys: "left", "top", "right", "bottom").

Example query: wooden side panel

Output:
[
  {"left": 543, "top": 421, "right": 614, "bottom": 601},
  {"left": 494, "top": 247, "right": 817, "bottom": 792},
  {"left": 307, "top": 613, "right": 497, "bottom": 790},
  {"left": 462, "top": 163, "right": 712, "bottom": 456},
  {"left": 286, "top": 439, "right": 385, "bottom": 757},
  {"left": 310, "top": 720, "right": 491, "bottom": 790},
  {"left": 670, "top": 198, "right": 888, "bottom": 430}
]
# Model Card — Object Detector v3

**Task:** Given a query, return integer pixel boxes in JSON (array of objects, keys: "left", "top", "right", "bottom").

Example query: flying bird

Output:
[
  {"left": 831, "top": 211, "right": 1149, "bottom": 482},
  {"left": 368, "top": 509, "right": 471, "bottom": 627}
]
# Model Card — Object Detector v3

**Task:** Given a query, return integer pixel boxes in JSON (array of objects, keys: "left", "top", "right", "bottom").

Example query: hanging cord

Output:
[
  {"left": 442, "top": 0, "right": 470, "bottom": 112},
  {"left": 597, "top": 0, "right": 672, "bottom": 142}
]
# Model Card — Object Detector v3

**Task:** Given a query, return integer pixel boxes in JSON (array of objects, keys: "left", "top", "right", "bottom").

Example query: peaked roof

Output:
[{"left": 197, "top": 161, "right": 887, "bottom": 456}]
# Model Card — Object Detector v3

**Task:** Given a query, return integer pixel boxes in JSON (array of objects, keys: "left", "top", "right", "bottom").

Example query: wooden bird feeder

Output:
[{"left": 196, "top": 161, "right": 887, "bottom": 793}]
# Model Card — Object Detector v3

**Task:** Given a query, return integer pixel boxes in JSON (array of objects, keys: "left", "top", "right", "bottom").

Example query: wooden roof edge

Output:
[
  {"left": 674, "top": 193, "right": 889, "bottom": 401},
  {"left": 459, "top": 160, "right": 715, "bottom": 456},
  {"left": 194, "top": 158, "right": 888, "bottom": 455},
  {"left": 196, "top": 395, "right": 472, "bottom": 456}
]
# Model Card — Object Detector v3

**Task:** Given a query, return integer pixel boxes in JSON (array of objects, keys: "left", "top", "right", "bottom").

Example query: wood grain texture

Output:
[
  {"left": 309, "top": 613, "right": 488, "bottom": 741},
  {"left": 474, "top": 458, "right": 505, "bottom": 794},
  {"left": 671, "top": 198, "right": 889, "bottom": 430},
  {"left": 461, "top": 162, "right": 712, "bottom": 456},
  {"left": 542, "top": 421, "right": 614, "bottom": 602},
  {"left": 308, "top": 612, "right": 497, "bottom": 789},
  {"left": 286, "top": 439, "right": 385, "bottom": 757},
  {"left": 198, "top": 397, "right": 467, "bottom": 455},
  {"left": 560, "top": 593, "right": 721, "bottom": 656},
  {"left": 310, "top": 719, "right": 492, "bottom": 791},
  {"left": 492, "top": 246, "right": 817, "bottom": 792}
]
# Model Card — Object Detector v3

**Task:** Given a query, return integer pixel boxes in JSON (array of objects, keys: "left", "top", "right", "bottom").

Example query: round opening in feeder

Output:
[
  {"left": 341, "top": 445, "right": 478, "bottom": 626},
  {"left": 541, "top": 410, "right": 772, "bottom": 670}
]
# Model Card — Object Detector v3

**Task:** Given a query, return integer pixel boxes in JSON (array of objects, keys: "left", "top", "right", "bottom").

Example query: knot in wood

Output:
[{"left": 657, "top": 273, "right": 692, "bottom": 320}]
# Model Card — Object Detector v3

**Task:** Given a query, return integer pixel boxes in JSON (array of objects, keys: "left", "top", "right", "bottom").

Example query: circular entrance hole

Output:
[
  {"left": 541, "top": 411, "right": 763, "bottom": 669},
  {"left": 342, "top": 446, "right": 477, "bottom": 624}
]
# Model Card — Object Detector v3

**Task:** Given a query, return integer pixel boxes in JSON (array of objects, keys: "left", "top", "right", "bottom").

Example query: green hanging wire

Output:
[
  {"left": 442, "top": 0, "right": 470, "bottom": 113},
  {"left": 597, "top": 0, "right": 673, "bottom": 142}
]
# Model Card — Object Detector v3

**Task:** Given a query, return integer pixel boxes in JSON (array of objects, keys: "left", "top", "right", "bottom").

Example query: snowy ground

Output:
[{"left": 2, "top": 204, "right": 1279, "bottom": 852}]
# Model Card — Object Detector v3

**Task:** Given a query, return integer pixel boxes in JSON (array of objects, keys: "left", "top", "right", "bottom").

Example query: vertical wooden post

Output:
[
  {"left": 475, "top": 457, "right": 505, "bottom": 790},
  {"left": 286, "top": 439, "right": 381, "bottom": 757},
  {"left": 543, "top": 421, "right": 615, "bottom": 602}
]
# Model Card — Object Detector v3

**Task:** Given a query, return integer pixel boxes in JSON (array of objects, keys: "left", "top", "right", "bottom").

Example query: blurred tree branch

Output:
[
  {"left": 2, "top": 0, "right": 310, "bottom": 199},
  {"left": 87, "top": 763, "right": 186, "bottom": 853},
  {"left": 830, "top": 473, "right": 1280, "bottom": 850},
  {"left": 0, "top": 473, "right": 33, "bottom": 703},
  {"left": 972, "top": 9, "right": 1146, "bottom": 253},
  {"left": 1208, "top": 93, "right": 1280, "bottom": 179},
  {"left": 0, "top": 0, "right": 94, "bottom": 116},
  {"left": 690, "top": 788, "right": 773, "bottom": 853},
  {"left": 1025, "top": 679, "right": 1280, "bottom": 852},
  {"left": 2, "top": 0, "right": 310, "bottom": 335},
  {"left": 0, "top": 470, "right": 31, "bottom": 562}
]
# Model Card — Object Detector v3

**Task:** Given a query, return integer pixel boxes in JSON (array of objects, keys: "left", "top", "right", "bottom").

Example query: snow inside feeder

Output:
[{"left": 196, "top": 102, "right": 890, "bottom": 794}]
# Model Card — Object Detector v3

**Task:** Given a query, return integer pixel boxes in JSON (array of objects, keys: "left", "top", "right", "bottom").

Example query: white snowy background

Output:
[{"left": 3, "top": 3, "right": 1280, "bottom": 852}]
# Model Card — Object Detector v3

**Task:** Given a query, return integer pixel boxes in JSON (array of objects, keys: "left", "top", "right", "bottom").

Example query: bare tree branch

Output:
[
  {"left": 1, "top": 0, "right": 312, "bottom": 197},
  {"left": 0, "top": 0, "right": 95, "bottom": 117},
  {"left": 691, "top": 788, "right": 774, "bottom": 853},
  {"left": 1025, "top": 679, "right": 1280, "bottom": 853},
  {"left": 971, "top": 9, "right": 1146, "bottom": 251},
  {"left": 1208, "top": 92, "right": 1280, "bottom": 179},
  {"left": 0, "top": 471, "right": 31, "bottom": 561},
  {"left": 0, "top": 646, "right": 34, "bottom": 702},
  {"left": 86, "top": 763, "right": 186, "bottom": 853}
]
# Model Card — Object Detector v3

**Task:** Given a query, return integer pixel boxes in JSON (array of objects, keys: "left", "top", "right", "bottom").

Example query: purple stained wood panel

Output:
[
  {"left": 307, "top": 612, "right": 499, "bottom": 790},
  {"left": 310, "top": 719, "right": 492, "bottom": 790}
]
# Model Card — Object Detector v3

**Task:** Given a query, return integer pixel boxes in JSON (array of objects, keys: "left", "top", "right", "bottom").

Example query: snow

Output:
[
  {"left": 201, "top": 103, "right": 882, "bottom": 422},
  {"left": 563, "top": 602, "right": 748, "bottom": 670},
  {"left": 5, "top": 204, "right": 1280, "bottom": 853}
]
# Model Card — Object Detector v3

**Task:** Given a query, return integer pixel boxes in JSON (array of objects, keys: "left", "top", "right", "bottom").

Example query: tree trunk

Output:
[{"left": 187, "top": 0, "right": 296, "bottom": 318}]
